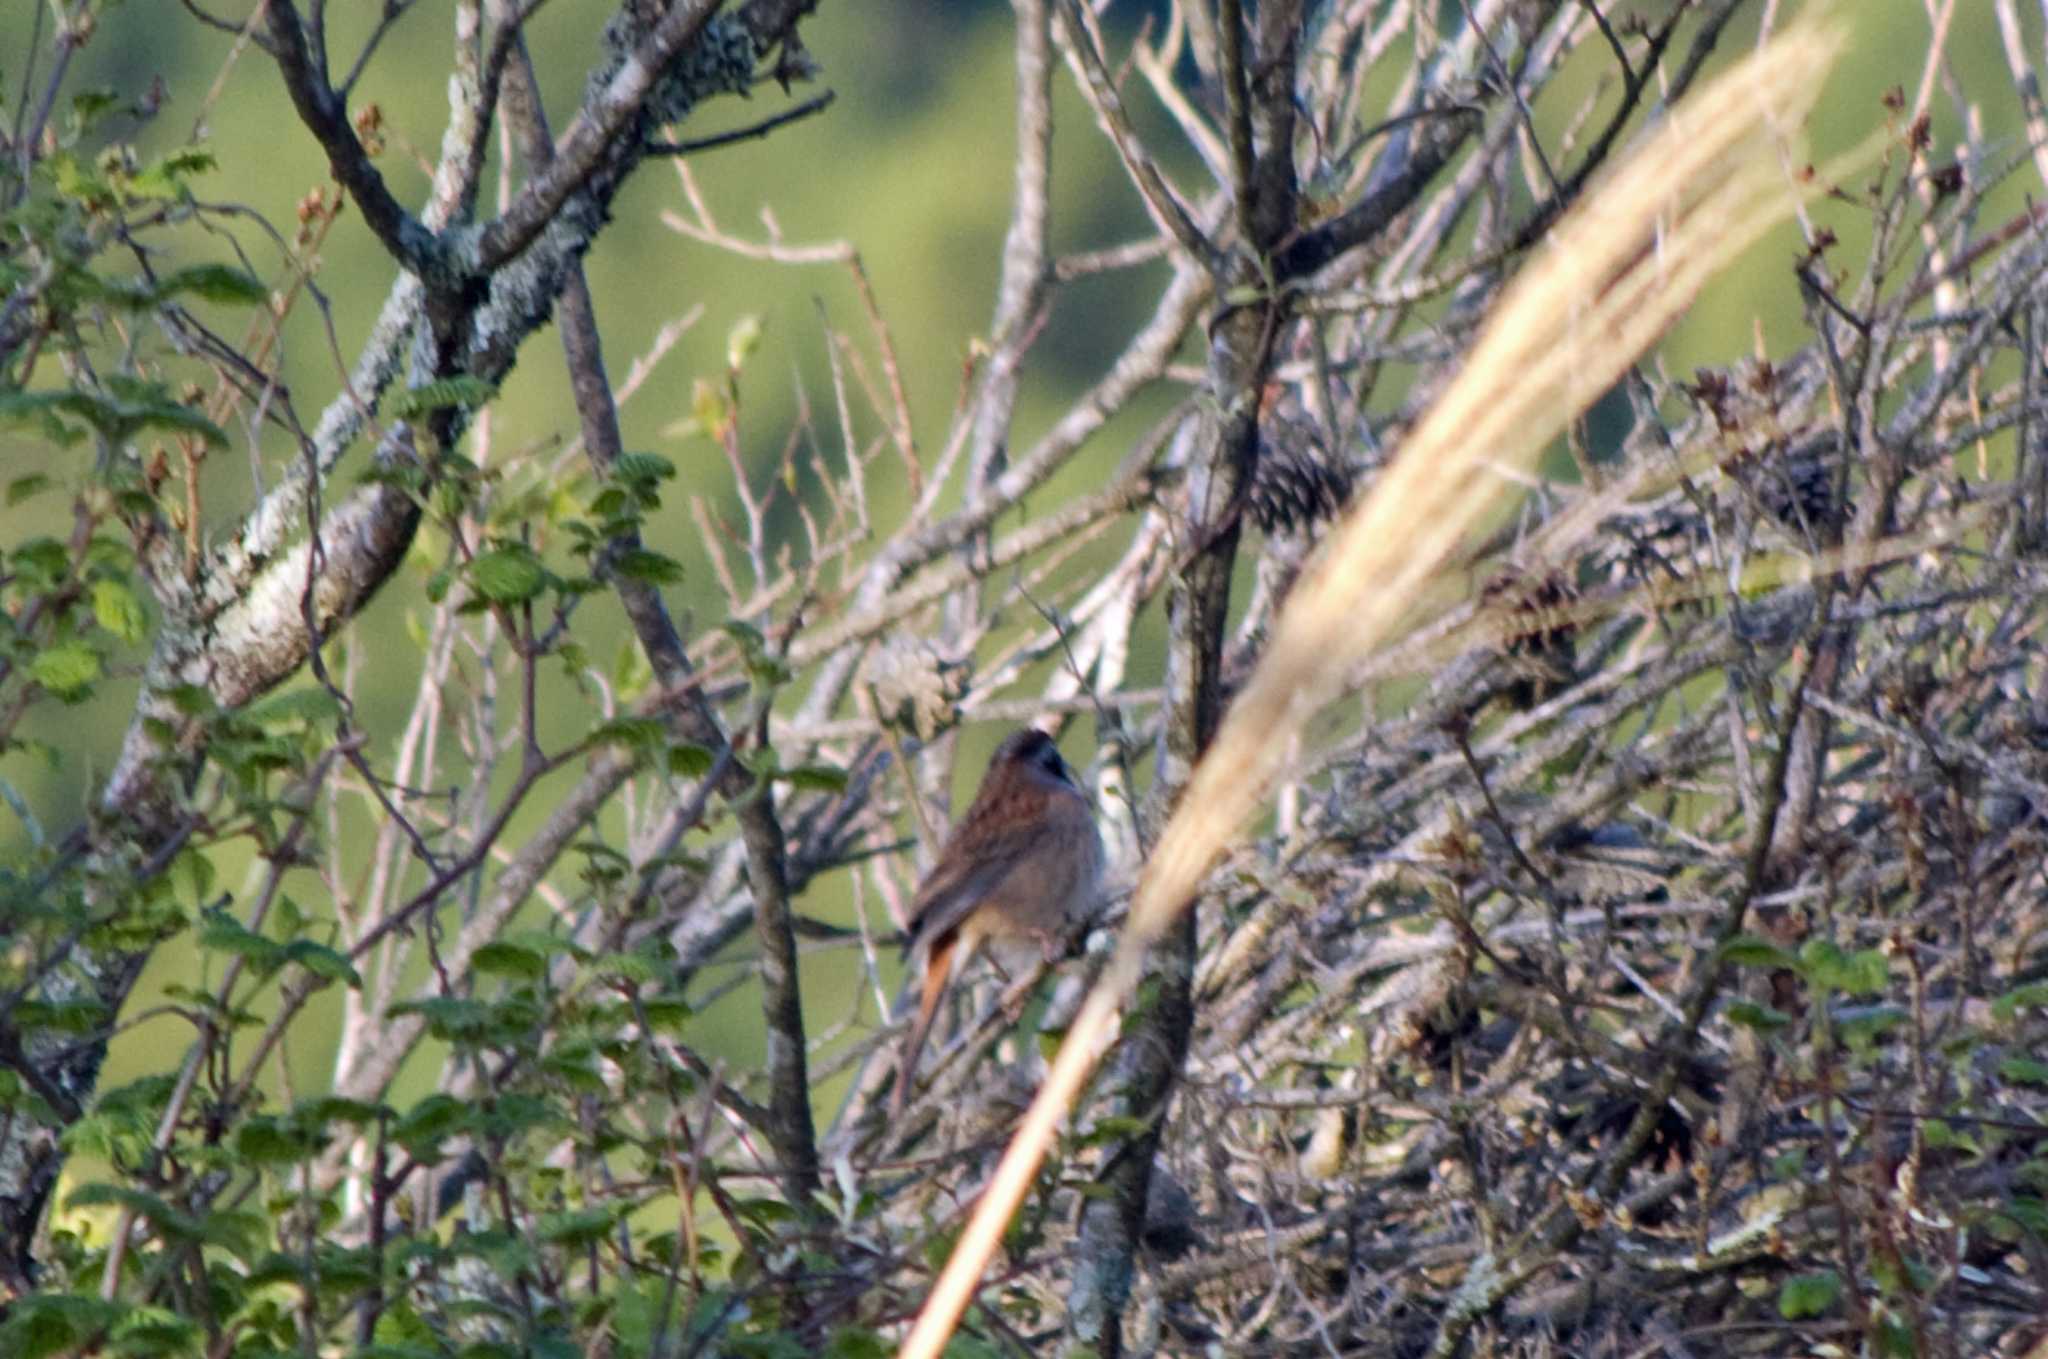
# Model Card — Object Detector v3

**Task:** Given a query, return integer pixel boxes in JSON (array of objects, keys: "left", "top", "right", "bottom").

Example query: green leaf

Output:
[
  {"left": 236, "top": 1116, "right": 320, "bottom": 1164},
  {"left": 39, "top": 380, "right": 230, "bottom": 448},
  {"left": 393, "top": 1094, "right": 466, "bottom": 1157},
  {"left": 69, "top": 88, "right": 119, "bottom": 129},
  {"left": 468, "top": 547, "right": 547, "bottom": 604},
  {"left": 472, "top": 940, "right": 549, "bottom": 982},
  {"left": 128, "top": 146, "right": 219, "bottom": 198},
  {"left": 389, "top": 377, "right": 497, "bottom": 419},
  {"left": 172, "top": 848, "right": 217, "bottom": 906},
  {"left": 111, "top": 1307, "right": 201, "bottom": 1353},
  {"left": 372, "top": 1301, "right": 442, "bottom": 1349},
  {"left": 1725, "top": 1000, "right": 1791, "bottom": 1031},
  {"left": 197, "top": 1207, "right": 266, "bottom": 1258},
  {"left": 10, "top": 537, "right": 69, "bottom": 582},
  {"left": 285, "top": 939, "right": 363, "bottom": 989},
  {"left": 160, "top": 148, "right": 220, "bottom": 178},
  {"left": 199, "top": 909, "right": 284, "bottom": 969},
  {"left": 1777, "top": 1270, "right": 1841, "bottom": 1319},
  {"left": 778, "top": 763, "right": 847, "bottom": 794},
  {"left": 1715, "top": 934, "right": 1797, "bottom": 970},
  {"left": 1799, "top": 940, "right": 1889, "bottom": 996},
  {"left": 1999, "top": 1055, "right": 2048, "bottom": 1086},
  {"left": 154, "top": 262, "right": 269, "bottom": 306},
  {"left": 825, "top": 1327, "right": 893, "bottom": 1359},
  {"left": 0, "top": 1293, "right": 121, "bottom": 1358},
  {"left": 29, "top": 641, "right": 100, "bottom": 698},
  {"left": 721, "top": 619, "right": 766, "bottom": 652},
  {"left": 640, "top": 996, "right": 692, "bottom": 1034},
  {"left": 667, "top": 742, "right": 715, "bottom": 777},
  {"left": 1919, "top": 1119, "right": 1978, "bottom": 1155},
  {"left": 90, "top": 577, "right": 148, "bottom": 642},
  {"left": 591, "top": 951, "right": 659, "bottom": 984},
  {"left": 297, "top": 1096, "right": 386, "bottom": 1127},
  {"left": 163, "top": 683, "right": 217, "bottom": 716},
  {"left": 590, "top": 717, "right": 666, "bottom": 751},
  {"left": 726, "top": 314, "right": 764, "bottom": 370},
  {"left": 245, "top": 686, "right": 343, "bottom": 728},
  {"left": 6, "top": 473, "right": 52, "bottom": 506},
  {"left": 1840, "top": 1006, "right": 1905, "bottom": 1049},
  {"left": 1992, "top": 980, "right": 2048, "bottom": 1021},
  {"left": 1997, "top": 1196, "right": 2048, "bottom": 1235},
  {"left": 613, "top": 452, "right": 675, "bottom": 484},
  {"left": 64, "top": 1183, "right": 203, "bottom": 1241},
  {"left": 612, "top": 547, "right": 685, "bottom": 584},
  {"left": 538, "top": 1206, "right": 619, "bottom": 1247}
]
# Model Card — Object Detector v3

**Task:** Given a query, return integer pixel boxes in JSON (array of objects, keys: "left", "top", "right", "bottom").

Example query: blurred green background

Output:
[{"left": 1, "top": 0, "right": 2033, "bottom": 1113}]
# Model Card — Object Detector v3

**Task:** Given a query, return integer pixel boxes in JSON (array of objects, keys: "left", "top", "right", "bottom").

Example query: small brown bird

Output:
[{"left": 891, "top": 728, "right": 1103, "bottom": 1125}]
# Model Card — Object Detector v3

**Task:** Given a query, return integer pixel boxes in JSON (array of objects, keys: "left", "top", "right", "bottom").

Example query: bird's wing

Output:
[{"left": 901, "top": 820, "right": 1057, "bottom": 956}]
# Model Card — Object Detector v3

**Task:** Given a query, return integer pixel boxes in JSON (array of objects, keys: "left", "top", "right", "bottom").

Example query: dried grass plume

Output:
[{"left": 902, "top": 14, "right": 1851, "bottom": 1357}]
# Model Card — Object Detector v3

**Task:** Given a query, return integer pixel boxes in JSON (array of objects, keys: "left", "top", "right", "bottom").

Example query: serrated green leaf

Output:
[
  {"left": 641, "top": 997, "right": 692, "bottom": 1033},
  {"left": 1993, "top": 980, "right": 2048, "bottom": 1021},
  {"left": 69, "top": 89, "right": 118, "bottom": 125},
  {"left": 1998, "top": 1196, "right": 2048, "bottom": 1235},
  {"left": 592, "top": 952, "right": 659, "bottom": 984},
  {"left": 10, "top": 537, "right": 69, "bottom": 581},
  {"left": 613, "top": 547, "right": 684, "bottom": 584},
  {"left": 245, "top": 686, "right": 343, "bottom": 728},
  {"left": 468, "top": 547, "right": 546, "bottom": 604},
  {"left": 1840, "top": 1006, "right": 1905, "bottom": 1050},
  {"left": 1715, "top": 934, "right": 1797, "bottom": 970},
  {"left": 199, "top": 910, "right": 284, "bottom": 967},
  {"left": 64, "top": 1184, "right": 202, "bottom": 1241},
  {"left": 389, "top": 377, "right": 496, "bottom": 419},
  {"left": 1724, "top": 1000, "right": 1791, "bottom": 1030},
  {"left": 128, "top": 147, "right": 219, "bottom": 199},
  {"left": 393, "top": 1094, "right": 466, "bottom": 1157},
  {"left": 1921, "top": 1119, "right": 1978, "bottom": 1155},
  {"left": 591, "top": 716, "right": 666, "bottom": 750},
  {"left": 539, "top": 1205, "right": 619, "bottom": 1247},
  {"left": 111, "top": 1305, "right": 200, "bottom": 1350},
  {"left": 667, "top": 742, "right": 715, "bottom": 777},
  {"left": 236, "top": 1116, "right": 318, "bottom": 1164},
  {"left": 29, "top": 642, "right": 100, "bottom": 698},
  {"left": 2000, "top": 1055, "right": 2048, "bottom": 1086},
  {"left": 155, "top": 262, "right": 268, "bottom": 306},
  {"left": 1777, "top": 1270, "right": 1840, "bottom": 1319},
  {"left": 163, "top": 683, "right": 217, "bottom": 716},
  {"left": 1799, "top": 939, "right": 1889, "bottom": 996},
  {"left": 778, "top": 763, "right": 847, "bottom": 794},
  {"left": 0, "top": 1292, "right": 121, "bottom": 1356},
  {"left": 613, "top": 451, "right": 675, "bottom": 484},
  {"left": 286, "top": 939, "right": 363, "bottom": 989},
  {"left": 172, "top": 848, "right": 217, "bottom": 905},
  {"left": 197, "top": 1207, "right": 266, "bottom": 1257},
  {"left": 160, "top": 148, "right": 219, "bottom": 178},
  {"left": 90, "top": 577, "right": 148, "bottom": 642},
  {"left": 472, "top": 940, "right": 548, "bottom": 982},
  {"left": 6, "top": 473, "right": 52, "bottom": 506},
  {"left": 721, "top": 619, "right": 766, "bottom": 652}
]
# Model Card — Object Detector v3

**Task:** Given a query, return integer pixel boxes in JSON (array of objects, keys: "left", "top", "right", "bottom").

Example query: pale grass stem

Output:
[{"left": 900, "top": 14, "right": 1851, "bottom": 1358}]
